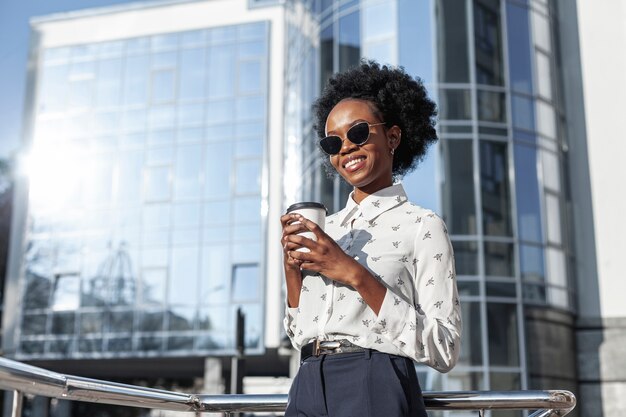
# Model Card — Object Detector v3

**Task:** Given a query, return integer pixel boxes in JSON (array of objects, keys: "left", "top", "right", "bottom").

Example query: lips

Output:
[{"left": 342, "top": 155, "right": 366, "bottom": 172}]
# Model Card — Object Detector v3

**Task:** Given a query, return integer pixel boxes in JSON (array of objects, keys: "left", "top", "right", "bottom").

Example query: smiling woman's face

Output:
[{"left": 325, "top": 98, "right": 398, "bottom": 201}]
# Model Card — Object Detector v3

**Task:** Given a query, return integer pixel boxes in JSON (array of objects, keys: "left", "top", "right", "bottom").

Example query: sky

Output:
[{"left": 0, "top": 0, "right": 138, "bottom": 160}]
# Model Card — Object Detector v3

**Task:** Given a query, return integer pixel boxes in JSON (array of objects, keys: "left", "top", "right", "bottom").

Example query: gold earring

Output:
[{"left": 390, "top": 148, "right": 395, "bottom": 156}]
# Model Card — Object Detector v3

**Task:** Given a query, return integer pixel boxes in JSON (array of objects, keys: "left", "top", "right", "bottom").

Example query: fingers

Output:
[{"left": 292, "top": 215, "right": 325, "bottom": 240}]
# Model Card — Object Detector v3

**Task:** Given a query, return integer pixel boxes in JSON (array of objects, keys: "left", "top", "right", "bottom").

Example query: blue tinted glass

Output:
[
  {"left": 96, "top": 59, "right": 122, "bottom": 107},
  {"left": 514, "top": 144, "right": 543, "bottom": 242},
  {"left": 206, "top": 99, "right": 235, "bottom": 125},
  {"left": 179, "top": 48, "right": 206, "bottom": 100},
  {"left": 235, "top": 159, "right": 261, "bottom": 194},
  {"left": 339, "top": 12, "right": 360, "bottom": 70},
  {"left": 180, "top": 30, "right": 206, "bottom": 47},
  {"left": 480, "top": 140, "right": 512, "bottom": 236},
  {"left": 239, "top": 41, "right": 266, "bottom": 58},
  {"left": 437, "top": 0, "right": 470, "bottom": 83},
  {"left": 178, "top": 103, "right": 204, "bottom": 126},
  {"left": 208, "top": 46, "right": 236, "bottom": 97},
  {"left": 232, "top": 264, "right": 259, "bottom": 302},
  {"left": 201, "top": 245, "right": 231, "bottom": 304},
  {"left": 151, "top": 69, "right": 176, "bottom": 102},
  {"left": 506, "top": 3, "right": 533, "bottom": 93},
  {"left": 233, "top": 197, "right": 261, "bottom": 224},
  {"left": 238, "top": 22, "right": 266, "bottom": 40},
  {"left": 236, "top": 96, "right": 265, "bottom": 120},
  {"left": 144, "top": 166, "right": 171, "bottom": 201},
  {"left": 441, "top": 140, "right": 477, "bottom": 234},
  {"left": 205, "top": 142, "right": 233, "bottom": 198},
  {"left": 174, "top": 203, "right": 201, "bottom": 228},
  {"left": 175, "top": 145, "right": 203, "bottom": 199},
  {"left": 238, "top": 60, "right": 262, "bottom": 94},
  {"left": 141, "top": 268, "right": 167, "bottom": 305},
  {"left": 511, "top": 94, "right": 535, "bottom": 131},
  {"left": 124, "top": 55, "right": 149, "bottom": 105},
  {"left": 169, "top": 247, "right": 199, "bottom": 305},
  {"left": 399, "top": 0, "right": 434, "bottom": 85},
  {"left": 520, "top": 244, "right": 545, "bottom": 282}
]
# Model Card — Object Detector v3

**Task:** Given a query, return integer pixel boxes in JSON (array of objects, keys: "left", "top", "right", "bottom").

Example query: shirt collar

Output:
[{"left": 339, "top": 183, "right": 408, "bottom": 226}]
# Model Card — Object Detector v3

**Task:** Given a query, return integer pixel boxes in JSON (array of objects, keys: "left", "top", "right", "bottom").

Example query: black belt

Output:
[{"left": 301, "top": 339, "right": 366, "bottom": 361}]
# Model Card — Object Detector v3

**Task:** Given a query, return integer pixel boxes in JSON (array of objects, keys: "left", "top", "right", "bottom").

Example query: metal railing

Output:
[{"left": 0, "top": 357, "right": 575, "bottom": 417}]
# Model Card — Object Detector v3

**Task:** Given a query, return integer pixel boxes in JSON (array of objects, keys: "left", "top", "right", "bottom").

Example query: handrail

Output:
[{"left": 0, "top": 357, "right": 576, "bottom": 416}]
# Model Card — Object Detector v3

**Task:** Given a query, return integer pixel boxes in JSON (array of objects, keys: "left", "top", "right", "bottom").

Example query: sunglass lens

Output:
[
  {"left": 346, "top": 122, "right": 371, "bottom": 145},
  {"left": 320, "top": 136, "right": 342, "bottom": 155}
]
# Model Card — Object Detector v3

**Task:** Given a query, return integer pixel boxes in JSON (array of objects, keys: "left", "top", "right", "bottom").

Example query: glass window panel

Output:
[
  {"left": 51, "top": 312, "right": 76, "bottom": 334},
  {"left": 232, "top": 242, "right": 261, "bottom": 264},
  {"left": 179, "top": 48, "right": 206, "bottom": 100},
  {"left": 138, "top": 336, "right": 163, "bottom": 351},
  {"left": 96, "top": 58, "right": 122, "bottom": 107},
  {"left": 203, "top": 226, "right": 230, "bottom": 244},
  {"left": 436, "top": 0, "right": 469, "bottom": 83},
  {"left": 167, "top": 307, "right": 196, "bottom": 331},
  {"left": 236, "top": 96, "right": 265, "bottom": 121},
  {"left": 80, "top": 312, "right": 103, "bottom": 334},
  {"left": 124, "top": 55, "right": 149, "bottom": 105},
  {"left": 201, "top": 245, "right": 231, "bottom": 304},
  {"left": 548, "top": 287, "right": 568, "bottom": 309},
  {"left": 198, "top": 306, "right": 230, "bottom": 333},
  {"left": 204, "top": 201, "right": 231, "bottom": 225},
  {"left": 144, "top": 166, "right": 171, "bottom": 201},
  {"left": 487, "top": 303, "right": 520, "bottom": 366},
  {"left": 546, "top": 247, "right": 567, "bottom": 287},
  {"left": 205, "top": 142, "right": 233, "bottom": 198},
  {"left": 117, "top": 151, "right": 142, "bottom": 203},
  {"left": 232, "top": 264, "right": 259, "bottom": 302},
  {"left": 141, "top": 268, "right": 167, "bottom": 305},
  {"left": 238, "top": 60, "right": 262, "bottom": 94},
  {"left": 363, "top": 40, "right": 394, "bottom": 66},
  {"left": 536, "top": 101, "right": 556, "bottom": 139},
  {"left": 238, "top": 22, "right": 265, "bottom": 40},
  {"left": 51, "top": 274, "right": 80, "bottom": 311},
  {"left": 151, "top": 33, "right": 178, "bottom": 51},
  {"left": 49, "top": 339, "right": 72, "bottom": 354},
  {"left": 99, "top": 40, "right": 124, "bottom": 57},
  {"left": 490, "top": 374, "right": 523, "bottom": 417},
  {"left": 109, "top": 310, "right": 134, "bottom": 333},
  {"left": 458, "top": 301, "right": 483, "bottom": 366},
  {"left": 541, "top": 149, "right": 560, "bottom": 191},
  {"left": 339, "top": 12, "right": 361, "bottom": 71},
  {"left": 447, "top": 372, "right": 485, "bottom": 391},
  {"left": 438, "top": 89, "right": 472, "bottom": 120},
  {"left": 235, "top": 303, "right": 262, "bottom": 349},
  {"left": 457, "top": 280, "right": 480, "bottom": 296},
  {"left": 233, "top": 197, "right": 261, "bottom": 224},
  {"left": 122, "top": 109, "right": 146, "bottom": 132},
  {"left": 127, "top": 37, "right": 150, "bottom": 55},
  {"left": 138, "top": 310, "right": 164, "bottom": 331},
  {"left": 68, "top": 79, "right": 94, "bottom": 108},
  {"left": 78, "top": 338, "right": 103, "bottom": 353},
  {"left": 20, "top": 341, "right": 45, "bottom": 355},
  {"left": 148, "top": 129, "right": 175, "bottom": 145},
  {"left": 173, "top": 203, "right": 201, "bottom": 228},
  {"left": 70, "top": 60, "right": 95, "bottom": 78},
  {"left": 210, "top": 26, "right": 237, "bottom": 44},
  {"left": 43, "top": 47, "right": 70, "bottom": 64},
  {"left": 142, "top": 229, "right": 170, "bottom": 247},
  {"left": 181, "top": 29, "right": 207, "bottom": 47},
  {"left": 532, "top": 11, "right": 551, "bottom": 52},
  {"left": 233, "top": 223, "right": 261, "bottom": 241},
  {"left": 236, "top": 121, "right": 264, "bottom": 137},
  {"left": 545, "top": 193, "right": 562, "bottom": 245},
  {"left": 168, "top": 247, "right": 199, "bottom": 305},
  {"left": 520, "top": 244, "right": 545, "bottom": 282},
  {"left": 235, "top": 138, "right": 263, "bottom": 158},
  {"left": 149, "top": 105, "right": 175, "bottom": 129},
  {"left": 172, "top": 228, "right": 201, "bottom": 245},
  {"left": 480, "top": 140, "right": 512, "bottom": 236},
  {"left": 523, "top": 283, "right": 546, "bottom": 303},
  {"left": 485, "top": 241, "right": 514, "bottom": 277},
  {"left": 143, "top": 203, "right": 171, "bottom": 230},
  {"left": 167, "top": 336, "right": 195, "bottom": 351},
  {"left": 152, "top": 69, "right": 176, "bottom": 102},
  {"left": 147, "top": 146, "right": 174, "bottom": 166},
  {"left": 452, "top": 241, "right": 479, "bottom": 275},
  {"left": 107, "top": 337, "right": 132, "bottom": 352},
  {"left": 178, "top": 127, "right": 204, "bottom": 143},
  {"left": 206, "top": 99, "right": 235, "bottom": 125},
  {"left": 474, "top": 0, "right": 504, "bottom": 85},
  {"left": 22, "top": 313, "right": 47, "bottom": 335},
  {"left": 39, "top": 64, "right": 68, "bottom": 113},
  {"left": 477, "top": 90, "right": 505, "bottom": 122},
  {"left": 486, "top": 282, "right": 517, "bottom": 298},
  {"left": 363, "top": 1, "right": 394, "bottom": 39},
  {"left": 506, "top": 3, "right": 533, "bottom": 93},
  {"left": 238, "top": 41, "right": 266, "bottom": 59},
  {"left": 441, "top": 140, "right": 477, "bottom": 234},
  {"left": 141, "top": 248, "right": 168, "bottom": 268},
  {"left": 208, "top": 45, "right": 236, "bottom": 98},
  {"left": 178, "top": 103, "right": 204, "bottom": 126},
  {"left": 235, "top": 159, "right": 261, "bottom": 195},
  {"left": 536, "top": 51, "right": 552, "bottom": 100},
  {"left": 174, "top": 144, "right": 202, "bottom": 199},
  {"left": 514, "top": 144, "right": 542, "bottom": 242},
  {"left": 23, "top": 272, "right": 52, "bottom": 310}
]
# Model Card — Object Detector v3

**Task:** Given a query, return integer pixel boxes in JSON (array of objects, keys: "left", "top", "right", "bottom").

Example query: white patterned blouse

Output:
[{"left": 284, "top": 183, "right": 462, "bottom": 372}]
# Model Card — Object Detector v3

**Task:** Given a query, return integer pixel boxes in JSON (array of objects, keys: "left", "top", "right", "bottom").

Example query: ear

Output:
[{"left": 387, "top": 125, "right": 402, "bottom": 151}]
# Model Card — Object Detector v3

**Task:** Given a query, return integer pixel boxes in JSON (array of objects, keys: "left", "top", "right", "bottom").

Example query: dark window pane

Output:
[
  {"left": 437, "top": 0, "right": 469, "bottom": 82},
  {"left": 22, "top": 314, "right": 47, "bottom": 335},
  {"left": 167, "top": 307, "right": 196, "bottom": 331},
  {"left": 80, "top": 312, "right": 103, "bottom": 334},
  {"left": 459, "top": 302, "right": 483, "bottom": 366},
  {"left": 486, "top": 282, "right": 517, "bottom": 298},
  {"left": 23, "top": 272, "right": 52, "bottom": 309},
  {"left": 474, "top": 0, "right": 503, "bottom": 85},
  {"left": 480, "top": 141, "right": 512, "bottom": 236},
  {"left": 51, "top": 312, "right": 75, "bottom": 335},
  {"left": 487, "top": 303, "right": 520, "bottom": 366},
  {"left": 506, "top": 3, "right": 533, "bottom": 93},
  {"left": 520, "top": 244, "right": 545, "bottom": 282},
  {"left": 523, "top": 283, "right": 546, "bottom": 303},
  {"left": 484, "top": 241, "right": 514, "bottom": 276},
  {"left": 339, "top": 12, "right": 360, "bottom": 71},
  {"left": 490, "top": 373, "right": 523, "bottom": 417},
  {"left": 514, "top": 144, "right": 543, "bottom": 242},
  {"left": 49, "top": 339, "right": 72, "bottom": 354},
  {"left": 477, "top": 90, "right": 505, "bottom": 122},
  {"left": 439, "top": 89, "right": 472, "bottom": 120},
  {"left": 457, "top": 280, "right": 479, "bottom": 296},
  {"left": 139, "top": 310, "right": 164, "bottom": 331},
  {"left": 320, "top": 24, "right": 334, "bottom": 87},
  {"left": 167, "top": 336, "right": 194, "bottom": 351},
  {"left": 442, "top": 140, "right": 477, "bottom": 235},
  {"left": 139, "top": 336, "right": 162, "bottom": 351},
  {"left": 107, "top": 337, "right": 132, "bottom": 352},
  {"left": 452, "top": 241, "right": 478, "bottom": 275},
  {"left": 109, "top": 310, "right": 134, "bottom": 333},
  {"left": 20, "top": 341, "right": 45, "bottom": 354}
]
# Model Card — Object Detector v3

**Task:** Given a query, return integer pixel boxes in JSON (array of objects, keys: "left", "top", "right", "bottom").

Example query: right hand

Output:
[{"left": 280, "top": 213, "right": 310, "bottom": 271}]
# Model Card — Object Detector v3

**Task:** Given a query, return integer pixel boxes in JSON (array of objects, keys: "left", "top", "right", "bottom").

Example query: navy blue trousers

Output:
[{"left": 285, "top": 350, "right": 428, "bottom": 417}]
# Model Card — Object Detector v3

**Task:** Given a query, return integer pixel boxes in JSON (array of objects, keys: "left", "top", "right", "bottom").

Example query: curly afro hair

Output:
[{"left": 313, "top": 60, "right": 437, "bottom": 178}]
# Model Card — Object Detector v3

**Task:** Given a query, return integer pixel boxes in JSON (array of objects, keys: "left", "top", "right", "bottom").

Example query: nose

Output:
[{"left": 338, "top": 135, "right": 357, "bottom": 155}]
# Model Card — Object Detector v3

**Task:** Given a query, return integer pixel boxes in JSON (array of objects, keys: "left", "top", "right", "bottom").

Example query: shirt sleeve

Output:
[
  {"left": 372, "top": 214, "right": 462, "bottom": 373},
  {"left": 283, "top": 303, "right": 301, "bottom": 350}
]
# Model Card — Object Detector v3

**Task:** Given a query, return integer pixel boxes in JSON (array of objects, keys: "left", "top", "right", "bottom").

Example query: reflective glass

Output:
[
  {"left": 398, "top": 0, "right": 433, "bottom": 84},
  {"left": 205, "top": 142, "right": 233, "bottom": 198},
  {"left": 511, "top": 94, "right": 535, "bottom": 131},
  {"left": 458, "top": 301, "right": 483, "bottom": 366},
  {"left": 236, "top": 96, "right": 266, "bottom": 120},
  {"left": 181, "top": 29, "right": 206, "bottom": 46},
  {"left": 486, "top": 282, "right": 517, "bottom": 298},
  {"left": 178, "top": 127, "right": 204, "bottom": 143},
  {"left": 138, "top": 336, "right": 163, "bottom": 351},
  {"left": 80, "top": 312, "right": 103, "bottom": 334},
  {"left": 233, "top": 197, "right": 261, "bottom": 224},
  {"left": 474, "top": 0, "right": 503, "bottom": 85},
  {"left": 506, "top": 3, "right": 533, "bottom": 93},
  {"left": 536, "top": 101, "right": 556, "bottom": 139},
  {"left": 208, "top": 45, "right": 236, "bottom": 98},
  {"left": 339, "top": 12, "right": 360, "bottom": 71},
  {"left": 108, "top": 337, "right": 132, "bottom": 352},
  {"left": 548, "top": 287, "right": 569, "bottom": 309},
  {"left": 123, "top": 55, "right": 149, "bottom": 105},
  {"left": 152, "top": 69, "right": 176, "bottom": 102},
  {"left": 198, "top": 306, "right": 230, "bottom": 333},
  {"left": 520, "top": 243, "right": 545, "bottom": 282},
  {"left": 141, "top": 268, "right": 167, "bottom": 305},
  {"left": 514, "top": 144, "right": 542, "bottom": 242},
  {"left": 477, "top": 90, "right": 505, "bottom": 122},
  {"left": 174, "top": 145, "right": 203, "bottom": 199},
  {"left": 109, "top": 310, "right": 134, "bottom": 332},
  {"left": 179, "top": 48, "right": 206, "bottom": 100},
  {"left": 49, "top": 340, "right": 72, "bottom": 354},
  {"left": 51, "top": 274, "right": 81, "bottom": 311},
  {"left": 117, "top": 151, "right": 142, "bottom": 203},
  {"left": 238, "top": 41, "right": 266, "bottom": 59},
  {"left": 210, "top": 26, "right": 237, "bottom": 44},
  {"left": 235, "top": 138, "right": 263, "bottom": 158},
  {"left": 480, "top": 140, "right": 512, "bottom": 236},
  {"left": 536, "top": 50, "right": 552, "bottom": 100},
  {"left": 236, "top": 303, "right": 262, "bottom": 348},
  {"left": 441, "top": 140, "right": 477, "bottom": 235},
  {"left": 167, "top": 336, "right": 194, "bottom": 351},
  {"left": 138, "top": 310, "right": 164, "bottom": 331},
  {"left": 438, "top": 89, "right": 472, "bottom": 120},
  {"left": 546, "top": 247, "right": 567, "bottom": 288},
  {"left": 545, "top": 193, "right": 562, "bottom": 245},
  {"left": 39, "top": 64, "right": 68, "bottom": 113},
  {"left": 235, "top": 159, "right": 261, "bottom": 194},
  {"left": 24, "top": 272, "right": 52, "bottom": 310},
  {"left": 147, "top": 146, "right": 174, "bottom": 166},
  {"left": 238, "top": 60, "right": 263, "bottom": 94},
  {"left": 452, "top": 241, "right": 479, "bottom": 275},
  {"left": 457, "top": 280, "right": 480, "bottom": 296},
  {"left": 232, "top": 242, "right": 261, "bottom": 264},
  {"left": 148, "top": 129, "right": 175, "bottom": 145},
  {"left": 206, "top": 99, "right": 235, "bottom": 125},
  {"left": 96, "top": 58, "right": 122, "bottom": 107},
  {"left": 22, "top": 314, "right": 47, "bottom": 335},
  {"left": 523, "top": 282, "right": 546, "bottom": 303},
  {"left": 487, "top": 303, "right": 520, "bottom": 366},
  {"left": 204, "top": 200, "right": 231, "bottom": 225},
  {"left": 167, "top": 307, "right": 196, "bottom": 331},
  {"left": 201, "top": 245, "right": 231, "bottom": 304},
  {"left": 320, "top": 25, "right": 334, "bottom": 86},
  {"left": 68, "top": 79, "right": 94, "bottom": 108},
  {"left": 168, "top": 247, "right": 200, "bottom": 305},
  {"left": 51, "top": 312, "right": 76, "bottom": 334},
  {"left": 143, "top": 166, "right": 171, "bottom": 201},
  {"left": 232, "top": 264, "right": 259, "bottom": 302},
  {"left": 484, "top": 241, "right": 514, "bottom": 277},
  {"left": 173, "top": 203, "right": 201, "bottom": 228},
  {"left": 436, "top": 0, "right": 470, "bottom": 82},
  {"left": 541, "top": 149, "right": 561, "bottom": 191},
  {"left": 151, "top": 33, "right": 178, "bottom": 51},
  {"left": 148, "top": 105, "right": 175, "bottom": 129},
  {"left": 531, "top": 11, "right": 551, "bottom": 52}
]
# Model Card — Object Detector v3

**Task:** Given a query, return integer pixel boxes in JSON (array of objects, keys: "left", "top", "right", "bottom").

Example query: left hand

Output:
[{"left": 283, "top": 214, "right": 366, "bottom": 287}]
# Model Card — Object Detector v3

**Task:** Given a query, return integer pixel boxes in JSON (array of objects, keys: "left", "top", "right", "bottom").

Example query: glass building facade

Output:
[{"left": 16, "top": 21, "right": 269, "bottom": 359}]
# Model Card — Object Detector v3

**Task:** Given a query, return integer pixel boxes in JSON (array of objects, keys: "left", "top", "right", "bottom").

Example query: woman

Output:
[{"left": 281, "top": 61, "right": 461, "bottom": 417}]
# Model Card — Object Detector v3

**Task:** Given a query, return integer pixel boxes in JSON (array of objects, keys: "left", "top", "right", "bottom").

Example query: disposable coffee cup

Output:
[{"left": 286, "top": 202, "right": 327, "bottom": 252}]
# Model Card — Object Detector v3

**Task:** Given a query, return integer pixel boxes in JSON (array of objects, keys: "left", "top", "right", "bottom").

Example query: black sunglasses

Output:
[{"left": 319, "top": 121, "right": 386, "bottom": 155}]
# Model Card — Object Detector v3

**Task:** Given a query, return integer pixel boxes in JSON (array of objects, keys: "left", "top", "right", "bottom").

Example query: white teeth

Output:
[{"left": 345, "top": 158, "right": 364, "bottom": 168}]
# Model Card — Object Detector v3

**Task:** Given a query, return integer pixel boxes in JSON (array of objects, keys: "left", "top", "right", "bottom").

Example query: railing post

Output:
[{"left": 10, "top": 391, "right": 23, "bottom": 417}]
